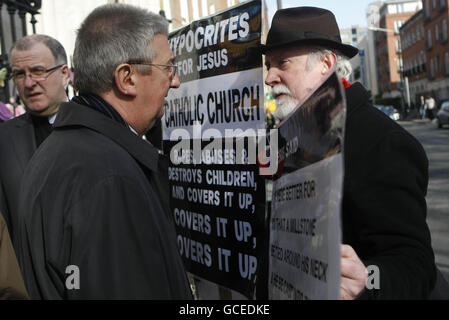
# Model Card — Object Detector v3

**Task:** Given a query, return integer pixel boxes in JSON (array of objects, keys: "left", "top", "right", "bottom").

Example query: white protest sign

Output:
[{"left": 269, "top": 151, "right": 342, "bottom": 300}]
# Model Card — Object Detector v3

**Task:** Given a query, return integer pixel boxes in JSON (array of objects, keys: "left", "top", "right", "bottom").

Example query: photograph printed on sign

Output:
[
  {"left": 269, "top": 71, "right": 345, "bottom": 300},
  {"left": 276, "top": 72, "right": 346, "bottom": 174}
]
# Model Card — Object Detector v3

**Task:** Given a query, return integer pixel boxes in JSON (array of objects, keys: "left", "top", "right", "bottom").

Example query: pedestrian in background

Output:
[
  {"left": 0, "top": 34, "right": 69, "bottom": 243},
  {"left": 0, "top": 101, "right": 12, "bottom": 122},
  {"left": 5, "top": 97, "right": 26, "bottom": 118},
  {"left": 420, "top": 95, "right": 425, "bottom": 119},
  {"left": 425, "top": 95, "right": 436, "bottom": 120}
]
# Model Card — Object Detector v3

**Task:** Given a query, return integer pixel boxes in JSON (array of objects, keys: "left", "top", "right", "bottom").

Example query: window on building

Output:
[
  {"left": 435, "top": 25, "right": 440, "bottom": 41},
  {"left": 417, "top": 26, "right": 421, "bottom": 41},
  {"left": 441, "top": 0, "right": 447, "bottom": 9},
  {"left": 394, "top": 20, "right": 404, "bottom": 33},
  {"left": 425, "top": 0, "right": 430, "bottom": 18},
  {"left": 201, "top": 0, "right": 208, "bottom": 16},
  {"left": 443, "top": 20, "right": 448, "bottom": 41},
  {"left": 412, "top": 30, "right": 416, "bottom": 43},
  {"left": 180, "top": 0, "right": 189, "bottom": 23},
  {"left": 430, "top": 58, "right": 435, "bottom": 77},
  {"left": 192, "top": 0, "right": 200, "bottom": 20},
  {"left": 388, "top": 4, "right": 397, "bottom": 14},
  {"left": 436, "top": 55, "right": 440, "bottom": 73},
  {"left": 428, "top": 29, "right": 433, "bottom": 48},
  {"left": 445, "top": 52, "right": 449, "bottom": 74},
  {"left": 433, "top": 0, "right": 437, "bottom": 9}
]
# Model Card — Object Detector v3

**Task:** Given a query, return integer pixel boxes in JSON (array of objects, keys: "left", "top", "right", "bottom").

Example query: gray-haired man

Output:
[
  {"left": 16, "top": 4, "right": 192, "bottom": 299},
  {"left": 0, "top": 34, "right": 69, "bottom": 242},
  {"left": 261, "top": 7, "right": 436, "bottom": 299}
]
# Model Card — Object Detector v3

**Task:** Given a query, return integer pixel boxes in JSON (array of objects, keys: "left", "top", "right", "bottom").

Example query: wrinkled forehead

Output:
[{"left": 11, "top": 42, "right": 56, "bottom": 67}]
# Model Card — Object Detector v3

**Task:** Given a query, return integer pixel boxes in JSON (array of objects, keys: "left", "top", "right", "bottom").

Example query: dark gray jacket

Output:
[
  {"left": 343, "top": 83, "right": 436, "bottom": 299},
  {"left": 0, "top": 114, "right": 37, "bottom": 240},
  {"left": 16, "top": 101, "right": 192, "bottom": 299}
]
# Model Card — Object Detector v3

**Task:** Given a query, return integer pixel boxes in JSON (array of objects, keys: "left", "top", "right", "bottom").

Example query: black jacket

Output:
[
  {"left": 0, "top": 114, "right": 37, "bottom": 238},
  {"left": 16, "top": 101, "right": 192, "bottom": 299},
  {"left": 343, "top": 83, "right": 436, "bottom": 299}
]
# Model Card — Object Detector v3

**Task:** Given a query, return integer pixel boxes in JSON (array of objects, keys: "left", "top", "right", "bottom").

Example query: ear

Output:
[
  {"left": 61, "top": 65, "right": 70, "bottom": 88},
  {"left": 114, "top": 63, "right": 137, "bottom": 97},
  {"left": 321, "top": 51, "right": 337, "bottom": 75}
]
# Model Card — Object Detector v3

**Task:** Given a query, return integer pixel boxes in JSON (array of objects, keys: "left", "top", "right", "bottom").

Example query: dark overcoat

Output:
[
  {"left": 16, "top": 101, "right": 192, "bottom": 299},
  {"left": 343, "top": 83, "right": 436, "bottom": 299},
  {"left": 0, "top": 114, "right": 37, "bottom": 238}
]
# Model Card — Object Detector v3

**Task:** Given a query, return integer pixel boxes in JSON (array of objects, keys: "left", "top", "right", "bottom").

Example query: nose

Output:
[
  {"left": 170, "top": 72, "right": 180, "bottom": 89},
  {"left": 24, "top": 73, "right": 37, "bottom": 88},
  {"left": 265, "top": 68, "right": 280, "bottom": 88}
]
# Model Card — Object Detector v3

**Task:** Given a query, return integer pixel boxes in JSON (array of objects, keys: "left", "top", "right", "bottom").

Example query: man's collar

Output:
[
  {"left": 345, "top": 82, "right": 371, "bottom": 118},
  {"left": 54, "top": 101, "right": 159, "bottom": 172},
  {"left": 48, "top": 113, "right": 57, "bottom": 125}
]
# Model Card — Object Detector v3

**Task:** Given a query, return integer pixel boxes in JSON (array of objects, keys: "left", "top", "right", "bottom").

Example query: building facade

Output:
[
  {"left": 376, "top": 0, "right": 422, "bottom": 100},
  {"left": 340, "top": 26, "right": 368, "bottom": 87},
  {"left": 341, "top": 26, "right": 368, "bottom": 48},
  {"left": 422, "top": 0, "right": 449, "bottom": 101},
  {"left": 400, "top": 10, "right": 428, "bottom": 106},
  {"left": 365, "top": 1, "right": 385, "bottom": 97}
]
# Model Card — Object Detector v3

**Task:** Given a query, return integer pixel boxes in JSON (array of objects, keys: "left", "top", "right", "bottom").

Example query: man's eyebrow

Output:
[{"left": 12, "top": 64, "right": 46, "bottom": 71}]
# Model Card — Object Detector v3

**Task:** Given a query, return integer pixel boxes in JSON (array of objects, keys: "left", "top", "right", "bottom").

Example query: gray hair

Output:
[
  {"left": 306, "top": 47, "right": 352, "bottom": 79},
  {"left": 73, "top": 3, "right": 169, "bottom": 94},
  {"left": 10, "top": 34, "right": 67, "bottom": 65}
]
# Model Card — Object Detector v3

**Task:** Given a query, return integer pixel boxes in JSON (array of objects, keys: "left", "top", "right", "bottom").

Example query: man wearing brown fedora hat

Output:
[{"left": 261, "top": 7, "right": 436, "bottom": 299}]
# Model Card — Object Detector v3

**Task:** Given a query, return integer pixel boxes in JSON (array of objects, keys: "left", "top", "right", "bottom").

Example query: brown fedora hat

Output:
[{"left": 258, "top": 7, "right": 359, "bottom": 58}]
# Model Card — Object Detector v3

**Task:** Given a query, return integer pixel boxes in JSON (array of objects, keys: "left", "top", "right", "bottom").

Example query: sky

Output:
[{"left": 265, "top": 0, "right": 375, "bottom": 30}]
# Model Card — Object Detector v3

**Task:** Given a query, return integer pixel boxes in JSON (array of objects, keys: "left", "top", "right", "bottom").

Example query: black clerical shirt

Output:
[{"left": 30, "top": 114, "right": 53, "bottom": 147}]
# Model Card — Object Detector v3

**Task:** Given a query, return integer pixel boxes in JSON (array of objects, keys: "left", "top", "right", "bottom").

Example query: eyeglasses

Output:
[
  {"left": 10, "top": 64, "right": 65, "bottom": 83},
  {"left": 127, "top": 60, "right": 178, "bottom": 79}
]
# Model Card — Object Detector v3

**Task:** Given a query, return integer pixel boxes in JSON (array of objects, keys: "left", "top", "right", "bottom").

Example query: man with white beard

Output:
[{"left": 259, "top": 7, "right": 436, "bottom": 299}]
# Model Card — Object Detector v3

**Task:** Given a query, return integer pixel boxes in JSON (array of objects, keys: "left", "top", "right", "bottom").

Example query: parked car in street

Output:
[
  {"left": 436, "top": 101, "right": 449, "bottom": 128},
  {"left": 374, "top": 105, "right": 401, "bottom": 121}
]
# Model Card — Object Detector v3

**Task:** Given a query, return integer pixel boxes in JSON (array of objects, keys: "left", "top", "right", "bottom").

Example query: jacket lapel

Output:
[
  {"left": 54, "top": 102, "right": 159, "bottom": 173},
  {"left": 345, "top": 83, "right": 370, "bottom": 120}
]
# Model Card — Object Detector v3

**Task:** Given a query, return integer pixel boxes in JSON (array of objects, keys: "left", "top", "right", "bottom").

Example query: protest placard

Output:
[
  {"left": 163, "top": 0, "right": 265, "bottom": 299},
  {"left": 269, "top": 73, "right": 345, "bottom": 299}
]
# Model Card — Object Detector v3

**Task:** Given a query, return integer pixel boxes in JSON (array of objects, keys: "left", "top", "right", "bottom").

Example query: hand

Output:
[{"left": 340, "top": 244, "right": 368, "bottom": 300}]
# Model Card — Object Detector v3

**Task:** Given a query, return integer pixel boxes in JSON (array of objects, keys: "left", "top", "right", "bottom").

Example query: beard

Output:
[{"left": 271, "top": 84, "right": 299, "bottom": 122}]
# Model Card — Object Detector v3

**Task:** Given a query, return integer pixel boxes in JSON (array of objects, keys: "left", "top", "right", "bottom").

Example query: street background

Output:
[{"left": 400, "top": 119, "right": 449, "bottom": 282}]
